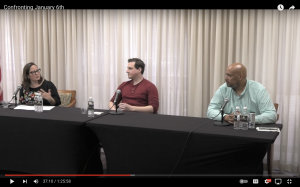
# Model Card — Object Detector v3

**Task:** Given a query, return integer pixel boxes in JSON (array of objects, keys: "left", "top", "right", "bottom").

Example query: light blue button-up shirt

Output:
[{"left": 207, "top": 79, "right": 277, "bottom": 124}]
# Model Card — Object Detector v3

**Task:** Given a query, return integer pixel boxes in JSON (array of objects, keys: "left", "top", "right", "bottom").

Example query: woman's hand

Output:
[
  {"left": 40, "top": 89, "right": 52, "bottom": 100},
  {"left": 40, "top": 89, "right": 56, "bottom": 105}
]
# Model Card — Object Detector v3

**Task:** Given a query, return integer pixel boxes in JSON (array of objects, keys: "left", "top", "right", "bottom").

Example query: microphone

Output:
[
  {"left": 220, "top": 98, "right": 229, "bottom": 112},
  {"left": 113, "top": 89, "right": 121, "bottom": 104},
  {"left": 214, "top": 98, "right": 230, "bottom": 126},
  {"left": 11, "top": 85, "right": 22, "bottom": 107},
  {"left": 109, "top": 89, "right": 124, "bottom": 115},
  {"left": 13, "top": 86, "right": 22, "bottom": 98}
]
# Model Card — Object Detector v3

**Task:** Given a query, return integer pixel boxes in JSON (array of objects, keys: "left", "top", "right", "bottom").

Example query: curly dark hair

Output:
[{"left": 21, "top": 62, "right": 43, "bottom": 91}]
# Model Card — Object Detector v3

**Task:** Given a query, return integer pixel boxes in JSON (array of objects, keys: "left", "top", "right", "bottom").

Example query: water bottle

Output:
[
  {"left": 241, "top": 107, "right": 249, "bottom": 130},
  {"left": 34, "top": 93, "right": 38, "bottom": 112},
  {"left": 249, "top": 112, "right": 256, "bottom": 129},
  {"left": 87, "top": 97, "right": 94, "bottom": 117},
  {"left": 36, "top": 93, "right": 43, "bottom": 113},
  {"left": 233, "top": 106, "right": 241, "bottom": 130}
]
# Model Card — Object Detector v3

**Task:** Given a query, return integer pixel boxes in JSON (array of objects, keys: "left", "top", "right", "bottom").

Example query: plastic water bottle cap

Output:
[
  {"left": 243, "top": 107, "right": 247, "bottom": 109},
  {"left": 236, "top": 106, "right": 240, "bottom": 109},
  {"left": 89, "top": 97, "right": 92, "bottom": 100}
]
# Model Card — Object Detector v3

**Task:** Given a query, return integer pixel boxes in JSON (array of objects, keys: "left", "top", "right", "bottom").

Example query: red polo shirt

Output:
[{"left": 110, "top": 79, "right": 159, "bottom": 113}]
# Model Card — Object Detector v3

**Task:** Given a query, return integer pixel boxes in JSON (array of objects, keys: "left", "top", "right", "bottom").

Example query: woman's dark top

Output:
[{"left": 19, "top": 79, "right": 61, "bottom": 106}]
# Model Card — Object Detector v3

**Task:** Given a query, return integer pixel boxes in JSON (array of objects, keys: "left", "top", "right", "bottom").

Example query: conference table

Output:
[
  {"left": 0, "top": 105, "right": 282, "bottom": 177},
  {"left": 0, "top": 106, "right": 103, "bottom": 175},
  {"left": 86, "top": 111, "right": 282, "bottom": 177}
]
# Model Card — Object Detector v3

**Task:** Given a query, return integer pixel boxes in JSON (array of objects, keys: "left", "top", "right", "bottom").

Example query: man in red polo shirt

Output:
[{"left": 109, "top": 58, "right": 159, "bottom": 113}]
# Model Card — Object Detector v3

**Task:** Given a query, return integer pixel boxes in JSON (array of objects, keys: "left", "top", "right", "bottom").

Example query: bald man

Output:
[{"left": 207, "top": 63, "right": 277, "bottom": 124}]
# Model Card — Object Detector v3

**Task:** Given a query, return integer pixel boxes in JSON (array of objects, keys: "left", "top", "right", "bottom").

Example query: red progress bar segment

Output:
[{"left": 5, "top": 174, "right": 132, "bottom": 176}]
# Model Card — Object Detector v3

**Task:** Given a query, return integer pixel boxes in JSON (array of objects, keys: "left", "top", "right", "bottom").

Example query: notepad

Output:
[
  {"left": 14, "top": 105, "right": 55, "bottom": 111},
  {"left": 256, "top": 127, "right": 280, "bottom": 132}
]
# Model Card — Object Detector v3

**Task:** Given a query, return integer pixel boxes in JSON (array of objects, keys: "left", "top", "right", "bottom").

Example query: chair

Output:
[
  {"left": 57, "top": 90, "right": 76, "bottom": 107},
  {"left": 267, "top": 103, "right": 279, "bottom": 177}
]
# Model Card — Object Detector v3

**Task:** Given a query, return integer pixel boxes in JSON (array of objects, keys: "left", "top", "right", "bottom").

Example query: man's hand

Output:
[
  {"left": 116, "top": 103, "right": 153, "bottom": 113},
  {"left": 118, "top": 103, "right": 133, "bottom": 111},
  {"left": 224, "top": 113, "right": 234, "bottom": 124}
]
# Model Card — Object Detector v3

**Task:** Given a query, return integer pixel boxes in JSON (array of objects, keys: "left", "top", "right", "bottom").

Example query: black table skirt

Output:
[
  {"left": 0, "top": 107, "right": 103, "bottom": 175},
  {"left": 1, "top": 106, "right": 281, "bottom": 177},
  {"left": 87, "top": 111, "right": 282, "bottom": 176}
]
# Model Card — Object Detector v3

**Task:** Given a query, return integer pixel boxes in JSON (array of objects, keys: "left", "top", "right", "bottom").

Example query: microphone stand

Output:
[
  {"left": 214, "top": 110, "right": 230, "bottom": 126},
  {"left": 7, "top": 95, "right": 18, "bottom": 109},
  {"left": 221, "top": 110, "right": 224, "bottom": 123},
  {"left": 15, "top": 95, "right": 18, "bottom": 106},
  {"left": 109, "top": 102, "right": 124, "bottom": 115}
]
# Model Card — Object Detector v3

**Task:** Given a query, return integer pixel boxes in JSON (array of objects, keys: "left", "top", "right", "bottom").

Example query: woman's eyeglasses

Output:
[{"left": 29, "top": 68, "right": 41, "bottom": 75}]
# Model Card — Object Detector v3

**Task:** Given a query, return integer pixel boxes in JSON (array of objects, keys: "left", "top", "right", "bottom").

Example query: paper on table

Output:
[
  {"left": 14, "top": 105, "right": 55, "bottom": 111},
  {"left": 94, "top": 112, "right": 103, "bottom": 115},
  {"left": 42, "top": 106, "right": 55, "bottom": 110},
  {"left": 256, "top": 127, "right": 281, "bottom": 132}
]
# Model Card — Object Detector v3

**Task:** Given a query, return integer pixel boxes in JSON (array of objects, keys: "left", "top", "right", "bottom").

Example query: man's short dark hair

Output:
[{"left": 128, "top": 58, "right": 145, "bottom": 74}]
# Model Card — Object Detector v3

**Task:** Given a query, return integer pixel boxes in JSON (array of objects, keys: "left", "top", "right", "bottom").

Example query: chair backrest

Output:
[
  {"left": 58, "top": 90, "right": 76, "bottom": 107},
  {"left": 274, "top": 103, "right": 279, "bottom": 121}
]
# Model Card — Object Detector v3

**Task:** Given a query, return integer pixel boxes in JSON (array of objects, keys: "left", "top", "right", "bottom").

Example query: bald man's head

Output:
[{"left": 225, "top": 63, "right": 247, "bottom": 89}]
